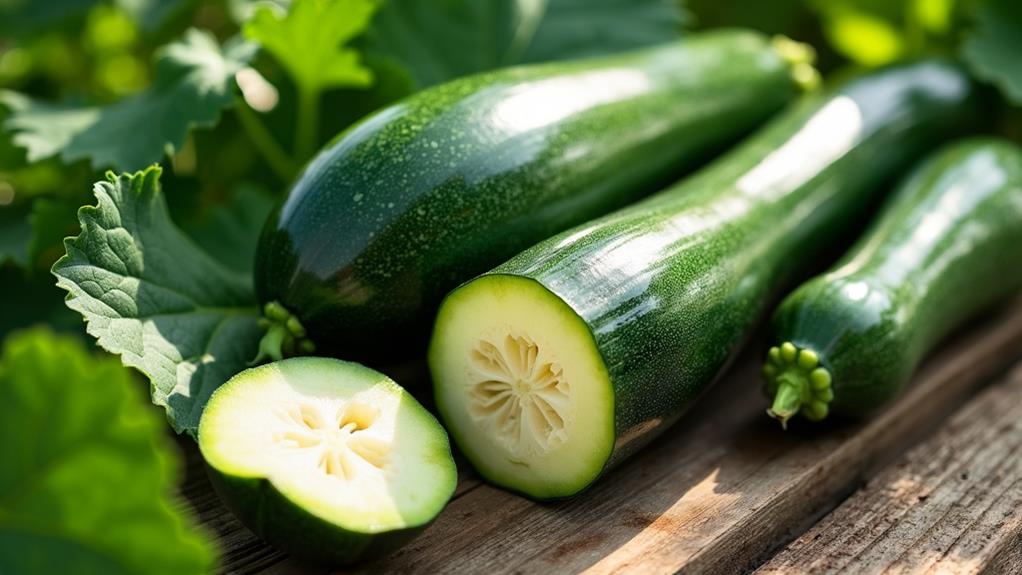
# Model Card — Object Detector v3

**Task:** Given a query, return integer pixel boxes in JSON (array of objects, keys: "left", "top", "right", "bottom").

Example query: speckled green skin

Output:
[
  {"left": 474, "top": 60, "right": 978, "bottom": 476},
  {"left": 204, "top": 469, "right": 428, "bottom": 567},
  {"left": 255, "top": 30, "right": 800, "bottom": 362},
  {"left": 768, "top": 139, "right": 1022, "bottom": 419}
]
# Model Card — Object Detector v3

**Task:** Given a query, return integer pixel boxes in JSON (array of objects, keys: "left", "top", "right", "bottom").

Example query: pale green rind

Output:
[
  {"left": 199, "top": 357, "right": 457, "bottom": 534},
  {"left": 430, "top": 274, "right": 615, "bottom": 500}
]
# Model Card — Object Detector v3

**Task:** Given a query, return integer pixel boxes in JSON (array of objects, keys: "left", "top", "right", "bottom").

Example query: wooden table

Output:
[{"left": 180, "top": 301, "right": 1022, "bottom": 574}]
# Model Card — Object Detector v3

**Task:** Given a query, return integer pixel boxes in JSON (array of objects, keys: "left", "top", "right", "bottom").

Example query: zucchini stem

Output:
[
  {"left": 762, "top": 342, "right": 834, "bottom": 428},
  {"left": 235, "top": 102, "right": 298, "bottom": 182},
  {"left": 251, "top": 301, "right": 317, "bottom": 364},
  {"left": 768, "top": 375, "right": 803, "bottom": 430},
  {"left": 296, "top": 87, "right": 320, "bottom": 164}
]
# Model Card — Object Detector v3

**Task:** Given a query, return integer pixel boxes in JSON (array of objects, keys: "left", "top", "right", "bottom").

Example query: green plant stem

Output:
[
  {"left": 235, "top": 103, "right": 297, "bottom": 182},
  {"left": 904, "top": 0, "right": 925, "bottom": 57},
  {"left": 768, "top": 375, "right": 804, "bottom": 429},
  {"left": 296, "top": 86, "right": 320, "bottom": 163}
]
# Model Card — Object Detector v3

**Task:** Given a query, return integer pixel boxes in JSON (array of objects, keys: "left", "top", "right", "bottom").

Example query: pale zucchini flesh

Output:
[
  {"left": 199, "top": 358, "right": 457, "bottom": 541},
  {"left": 429, "top": 275, "right": 615, "bottom": 499}
]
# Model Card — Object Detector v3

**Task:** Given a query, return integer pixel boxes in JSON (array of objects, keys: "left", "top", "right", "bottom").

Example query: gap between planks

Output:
[
  {"left": 180, "top": 300, "right": 1022, "bottom": 575},
  {"left": 756, "top": 362, "right": 1022, "bottom": 575}
]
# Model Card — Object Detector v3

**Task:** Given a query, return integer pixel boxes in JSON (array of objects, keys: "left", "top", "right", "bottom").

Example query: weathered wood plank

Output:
[
  {"left": 755, "top": 362, "right": 1022, "bottom": 575},
  {"left": 365, "top": 302, "right": 1022, "bottom": 575},
  {"left": 180, "top": 301, "right": 1022, "bottom": 574}
]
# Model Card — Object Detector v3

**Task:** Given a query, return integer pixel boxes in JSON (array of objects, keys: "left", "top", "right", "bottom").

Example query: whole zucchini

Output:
[
  {"left": 254, "top": 30, "right": 809, "bottom": 361},
  {"left": 763, "top": 139, "right": 1022, "bottom": 426},
  {"left": 428, "top": 61, "right": 978, "bottom": 499}
]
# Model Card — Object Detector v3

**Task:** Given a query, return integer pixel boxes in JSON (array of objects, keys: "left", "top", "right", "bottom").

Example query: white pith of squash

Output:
[
  {"left": 199, "top": 358, "right": 456, "bottom": 533},
  {"left": 430, "top": 275, "right": 615, "bottom": 498}
]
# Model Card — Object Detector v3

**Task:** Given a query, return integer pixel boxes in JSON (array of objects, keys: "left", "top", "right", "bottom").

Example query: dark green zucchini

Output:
[
  {"left": 428, "top": 61, "right": 978, "bottom": 500},
  {"left": 763, "top": 139, "right": 1022, "bottom": 426},
  {"left": 254, "top": 30, "right": 810, "bottom": 362}
]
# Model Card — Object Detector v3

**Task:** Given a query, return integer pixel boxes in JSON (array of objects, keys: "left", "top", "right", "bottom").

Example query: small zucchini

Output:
[
  {"left": 254, "top": 30, "right": 810, "bottom": 362},
  {"left": 763, "top": 139, "right": 1022, "bottom": 426},
  {"left": 428, "top": 61, "right": 978, "bottom": 500}
]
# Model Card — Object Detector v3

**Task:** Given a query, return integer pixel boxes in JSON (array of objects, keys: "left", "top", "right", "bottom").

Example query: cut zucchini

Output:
[
  {"left": 198, "top": 357, "right": 457, "bottom": 566},
  {"left": 430, "top": 276, "right": 615, "bottom": 499},
  {"left": 430, "top": 60, "right": 979, "bottom": 500}
]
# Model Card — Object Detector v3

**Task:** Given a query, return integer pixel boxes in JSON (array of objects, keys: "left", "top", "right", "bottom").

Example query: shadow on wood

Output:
[{"left": 179, "top": 300, "right": 1022, "bottom": 574}]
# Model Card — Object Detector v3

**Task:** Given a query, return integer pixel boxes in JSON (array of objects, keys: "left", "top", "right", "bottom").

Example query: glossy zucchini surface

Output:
[
  {"left": 429, "top": 60, "right": 978, "bottom": 499},
  {"left": 255, "top": 30, "right": 804, "bottom": 361},
  {"left": 763, "top": 139, "right": 1022, "bottom": 425}
]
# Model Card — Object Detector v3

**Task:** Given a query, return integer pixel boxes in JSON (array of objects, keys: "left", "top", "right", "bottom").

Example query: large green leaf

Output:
[
  {"left": 368, "top": 0, "right": 686, "bottom": 88},
  {"left": 963, "top": 0, "right": 1022, "bottom": 105},
  {"left": 0, "top": 328, "right": 216, "bottom": 574},
  {"left": 52, "top": 167, "right": 263, "bottom": 434},
  {"left": 1, "top": 29, "right": 256, "bottom": 171},
  {"left": 244, "top": 0, "right": 378, "bottom": 94}
]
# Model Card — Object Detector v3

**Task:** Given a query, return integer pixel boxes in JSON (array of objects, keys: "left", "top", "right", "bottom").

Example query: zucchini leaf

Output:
[
  {"left": 368, "top": 0, "right": 687, "bottom": 88},
  {"left": 244, "top": 0, "right": 378, "bottom": 94},
  {"left": 962, "top": 0, "right": 1022, "bottom": 105},
  {"left": 52, "top": 167, "right": 262, "bottom": 435},
  {"left": 0, "top": 328, "right": 216, "bottom": 574},
  {"left": 0, "top": 29, "right": 256, "bottom": 171}
]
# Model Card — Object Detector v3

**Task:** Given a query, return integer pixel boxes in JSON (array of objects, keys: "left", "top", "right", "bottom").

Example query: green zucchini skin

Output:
[
  {"left": 466, "top": 60, "right": 978, "bottom": 480},
  {"left": 204, "top": 470, "right": 427, "bottom": 566},
  {"left": 765, "top": 139, "right": 1022, "bottom": 422},
  {"left": 254, "top": 30, "right": 800, "bottom": 361}
]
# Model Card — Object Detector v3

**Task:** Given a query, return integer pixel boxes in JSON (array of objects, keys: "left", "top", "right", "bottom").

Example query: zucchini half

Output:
[{"left": 199, "top": 358, "right": 457, "bottom": 565}]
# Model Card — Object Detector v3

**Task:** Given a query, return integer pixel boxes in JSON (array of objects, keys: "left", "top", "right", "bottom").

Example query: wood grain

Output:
[
  {"left": 756, "top": 362, "right": 1022, "bottom": 575},
  {"left": 178, "top": 301, "right": 1022, "bottom": 575}
]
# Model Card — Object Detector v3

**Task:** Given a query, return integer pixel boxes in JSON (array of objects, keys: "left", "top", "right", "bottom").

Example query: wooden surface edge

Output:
[
  {"left": 177, "top": 301, "right": 1022, "bottom": 575},
  {"left": 680, "top": 302, "right": 1022, "bottom": 575},
  {"left": 755, "top": 362, "right": 1022, "bottom": 574}
]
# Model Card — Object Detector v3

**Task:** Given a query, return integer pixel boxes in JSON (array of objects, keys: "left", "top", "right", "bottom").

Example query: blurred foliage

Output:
[
  {"left": 367, "top": 0, "right": 688, "bottom": 88},
  {"left": 1, "top": 30, "right": 256, "bottom": 171},
  {"left": 0, "top": 328, "right": 216, "bottom": 574},
  {"left": 244, "top": 0, "right": 377, "bottom": 161},
  {"left": 963, "top": 0, "right": 1022, "bottom": 102}
]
